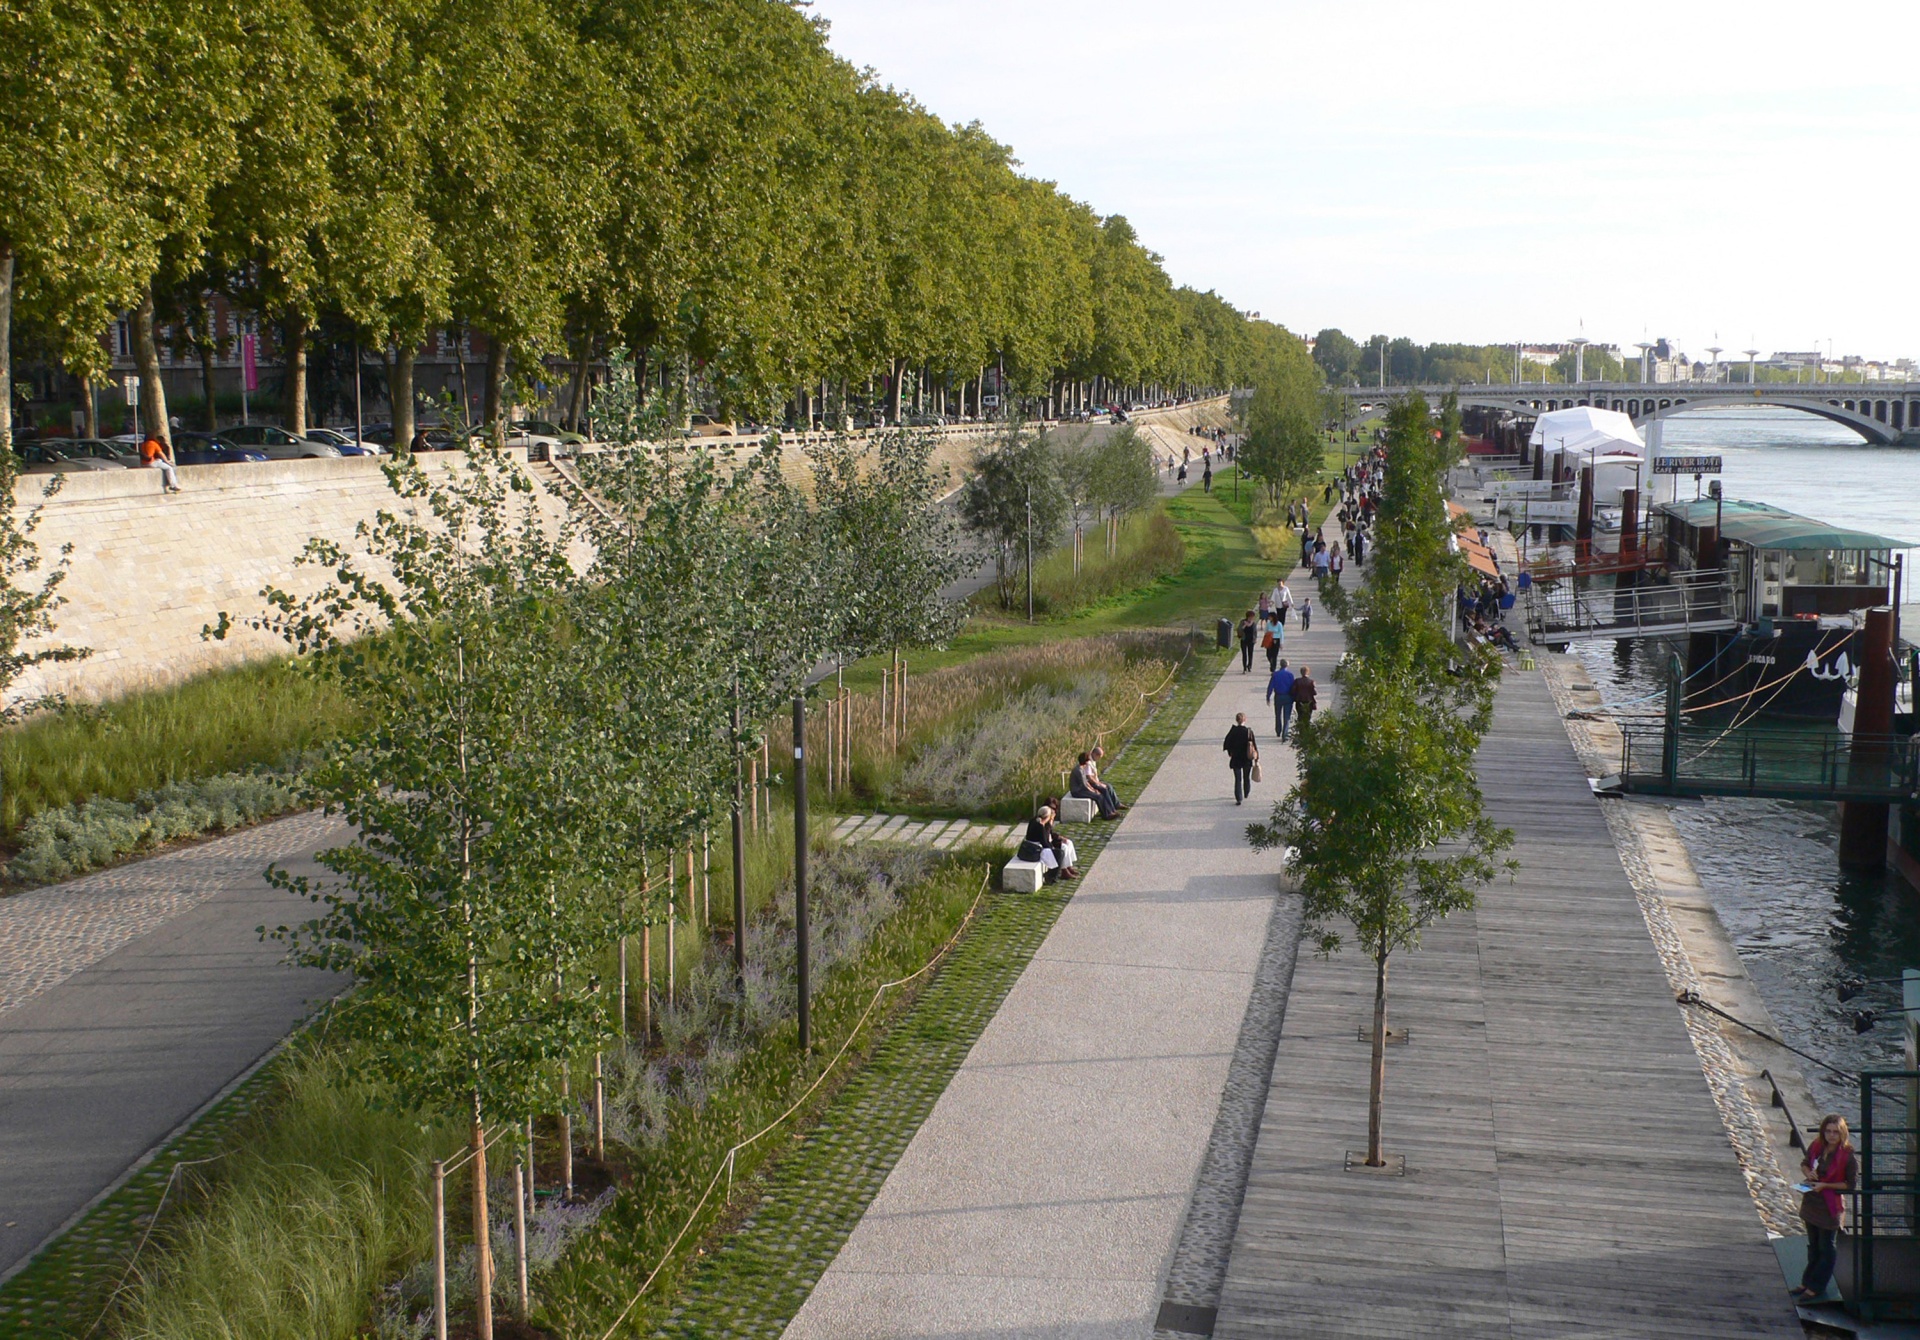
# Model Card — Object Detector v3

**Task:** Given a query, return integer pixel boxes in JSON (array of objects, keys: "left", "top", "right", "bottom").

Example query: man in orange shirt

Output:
[{"left": 140, "top": 430, "right": 181, "bottom": 493}]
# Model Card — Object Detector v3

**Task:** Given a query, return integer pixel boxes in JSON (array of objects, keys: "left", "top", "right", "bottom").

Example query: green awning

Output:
[{"left": 1656, "top": 498, "right": 1917, "bottom": 552}]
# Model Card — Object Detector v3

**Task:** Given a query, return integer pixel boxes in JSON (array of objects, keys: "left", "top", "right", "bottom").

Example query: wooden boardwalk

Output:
[{"left": 1211, "top": 667, "right": 1798, "bottom": 1338}]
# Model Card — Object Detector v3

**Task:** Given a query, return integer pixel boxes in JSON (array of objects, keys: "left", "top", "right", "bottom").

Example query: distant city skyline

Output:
[{"left": 814, "top": 0, "right": 1920, "bottom": 361}]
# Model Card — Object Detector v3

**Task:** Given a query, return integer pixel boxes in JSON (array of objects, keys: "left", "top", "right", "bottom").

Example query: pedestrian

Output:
[
  {"left": 1330, "top": 544, "right": 1344, "bottom": 577},
  {"left": 1238, "top": 610, "right": 1258, "bottom": 673},
  {"left": 1312, "top": 544, "right": 1330, "bottom": 579},
  {"left": 1223, "top": 712, "right": 1259, "bottom": 805},
  {"left": 1290, "top": 665, "right": 1318, "bottom": 735},
  {"left": 1299, "top": 526, "right": 1312, "bottom": 567},
  {"left": 1266, "top": 658, "right": 1295, "bottom": 741},
  {"left": 1203, "top": 462, "right": 1212, "bottom": 494},
  {"left": 1264, "top": 613, "right": 1283, "bottom": 672},
  {"left": 1299, "top": 598, "right": 1312, "bottom": 631},
  {"left": 1793, "top": 1114, "right": 1857, "bottom": 1302},
  {"left": 140, "top": 429, "right": 181, "bottom": 493},
  {"left": 1270, "top": 579, "right": 1292, "bottom": 626},
  {"left": 1353, "top": 529, "right": 1366, "bottom": 565}
]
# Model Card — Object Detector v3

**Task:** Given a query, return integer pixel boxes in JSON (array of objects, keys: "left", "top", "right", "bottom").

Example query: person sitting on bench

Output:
[
  {"left": 1069, "top": 748, "right": 1125, "bottom": 820},
  {"left": 1086, "top": 746, "right": 1127, "bottom": 814},
  {"left": 1021, "top": 803, "right": 1079, "bottom": 882}
]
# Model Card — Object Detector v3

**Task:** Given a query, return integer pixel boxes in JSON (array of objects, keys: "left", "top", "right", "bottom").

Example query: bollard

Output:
[
  {"left": 513, "top": 1162, "right": 530, "bottom": 1322},
  {"left": 431, "top": 1160, "right": 448, "bottom": 1340}
]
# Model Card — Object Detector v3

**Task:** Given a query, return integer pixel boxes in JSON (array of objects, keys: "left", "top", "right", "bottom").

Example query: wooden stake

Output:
[
  {"left": 593, "top": 1053, "right": 605, "bottom": 1160},
  {"left": 431, "top": 1161, "right": 448, "bottom": 1340},
  {"left": 666, "top": 855, "right": 676, "bottom": 1009},
  {"left": 640, "top": 923, "right": 652, "bottom": 1042},
  {"left": 560, "top": 1074, "right": 574, "bottom": 1200},
  {"left": 702, "top": 826, "right": 711, "bottom": 924},
  {"left": 747, "top": 758, "right": 758, "bottom": 833},
  {"left": 512, "top": 1163, "right": 529, "bottom": 1322}
]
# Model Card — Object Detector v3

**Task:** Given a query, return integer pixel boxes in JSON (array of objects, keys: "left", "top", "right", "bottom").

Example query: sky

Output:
[{"left": 812, "top": 0, "right": 1920, "bottom": 363}]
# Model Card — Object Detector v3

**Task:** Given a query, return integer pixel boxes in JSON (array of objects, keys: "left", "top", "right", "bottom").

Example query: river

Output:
[{"left": 1572, "top": 406, "right": 1920, "bottom": 1116}]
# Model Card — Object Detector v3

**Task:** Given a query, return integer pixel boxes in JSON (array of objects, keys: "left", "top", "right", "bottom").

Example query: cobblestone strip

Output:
[
  {"left": 1539, "top": 657, "right": 1801, "bottom": 1236},
  {"left": 1153, "top": 888, "right": 1304, "bottom": 1335},
  {"left": 0, "top": 809, "right": 346, "bottom": 1019}
]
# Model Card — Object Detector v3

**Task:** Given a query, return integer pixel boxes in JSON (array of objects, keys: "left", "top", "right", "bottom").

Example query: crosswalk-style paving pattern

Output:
[{"left": 830, "top": 814, "right": 1028, "bottom": 851}]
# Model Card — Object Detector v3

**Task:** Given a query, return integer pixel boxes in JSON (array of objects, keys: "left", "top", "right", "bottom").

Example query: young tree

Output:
[
  {"left": 959, "top": 423, "right": 1066, "bottom": 611},
  {"left": 0, "top": 452, "right": 88, "bottom": 721},
  {"left": 1086, "top": 423, "right": 1157, "bottom": 557},
  {"left": 1249, "top": 394, "right": 1510, "bottom": 1168},
  {"left": 216, "top": 452, "right": 593, "bottom": 1340}
]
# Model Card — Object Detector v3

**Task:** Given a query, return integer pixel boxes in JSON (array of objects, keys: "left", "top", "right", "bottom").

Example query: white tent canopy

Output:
[{"left": 1527, "top": 406, "right": 1646, "bottom": 458}]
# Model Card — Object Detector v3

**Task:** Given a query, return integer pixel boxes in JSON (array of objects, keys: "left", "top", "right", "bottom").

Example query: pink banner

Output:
[{"left": 242, "top": 332, "right": 258, "bottom": 392}]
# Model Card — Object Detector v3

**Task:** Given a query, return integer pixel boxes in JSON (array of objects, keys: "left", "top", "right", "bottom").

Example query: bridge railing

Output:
[{"left": 1618, "top": 722, "right": 1920, "bottom": 800}]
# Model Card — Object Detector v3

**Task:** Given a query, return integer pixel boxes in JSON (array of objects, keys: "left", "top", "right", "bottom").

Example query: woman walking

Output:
[
  {"left": 1264, "top": 613, "right": 1284, "bottom": 673},
  {"left": 1793, "top": 1114, "right": 1857, "bottom": 1301},
  {"left": 1238, "top": 610, "right": 1259, "bottom": 673},
  {"left": 1223, "top": 712, "right": 1259, "bottom": 805}
]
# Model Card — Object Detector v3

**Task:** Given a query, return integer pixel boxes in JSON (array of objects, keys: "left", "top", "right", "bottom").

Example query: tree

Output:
[
  {"left": 0, "top": 453, "right": 88, "bottom": 721},
  {"left": 959, "top": 424, "right": 1066, "bottom": 611},
  {"left": 1249, "top": 395, "right": 1511, "bottom": 1168},
  {"left": 1311, "top": 328, "right": 1360, "bottom": 385},
  {"left": 1086, "top": 423, "right": 1157, "bottom": 557},
  {"left": 1239, "top": 324, "right": 1323, "bottom": 505},
  {"left": 216, "top": 451, "right": 593, "bottom": 1340}
]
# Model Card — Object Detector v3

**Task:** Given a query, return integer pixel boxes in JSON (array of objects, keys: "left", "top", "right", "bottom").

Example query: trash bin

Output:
[{"left": 1216, "top": 617, "right": 1233, "bottom": 649}]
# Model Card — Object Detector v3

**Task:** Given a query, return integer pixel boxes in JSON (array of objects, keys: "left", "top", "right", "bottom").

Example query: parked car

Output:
[
  {"left": 70, "top": 438, "right": 143, "bottom": 467},
  {"left": 512, "top": 418, "right": 586, "bottom": 446},
  {"left": 303, "top": 428, "right": 384, "bottom": 456},
  {"left": 685, "top": 414, "right": 736, "bottom": 439},
  {"left": 13, "top": 441, "right": 124, "bottom": 472},
  {"left": 173, "top": 432, "right": 268, "bottom": 465},
  {"left": 216, "top": 424, "right": 341, "bottom": 459}
]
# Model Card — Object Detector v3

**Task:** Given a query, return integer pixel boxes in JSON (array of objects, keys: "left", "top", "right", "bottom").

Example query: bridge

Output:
[{"left": 1350, "top": 381, "right": 1920, "bottom": 445}]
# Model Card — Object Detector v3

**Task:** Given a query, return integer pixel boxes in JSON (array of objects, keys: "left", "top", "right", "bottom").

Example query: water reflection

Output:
[{"left": 1576, "top": 638, "right": 1914, "bottom": 1116}]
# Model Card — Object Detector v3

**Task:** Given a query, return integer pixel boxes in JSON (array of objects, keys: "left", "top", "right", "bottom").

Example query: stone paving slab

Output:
[{"left": 783, "top": 650, "right": 1290, "bottom": 1339}]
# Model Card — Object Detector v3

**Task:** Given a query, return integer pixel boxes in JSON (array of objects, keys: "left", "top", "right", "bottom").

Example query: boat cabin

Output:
[{"left": 1654, "top": 498, "right": 1912, "bottom": 623}]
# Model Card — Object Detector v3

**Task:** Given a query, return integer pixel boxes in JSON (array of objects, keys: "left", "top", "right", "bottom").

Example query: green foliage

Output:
[
  {"left": 1, "top": 658, "right": 355, "bottom": 836},
  {"left": 0, "top": 455, "right": 87, "bottom": 726},
  {"left": 1017, "top": 508, "right": 1185, "bottom": 619},
  {"left": 1248, "top": 394, "right": 1511, "bottom": 1164},
  {"left": 7, "top": 768, "right": 304, "bottom": 885},
  {"left": 959, "top": 424, "right": 1069, "bottom": 610},
  {"left": 108, "top": 1048, "right": 452, "bottom": 1340},
  {"left": 1238, "top": 324, "right": 1325, "bottom": 503}
]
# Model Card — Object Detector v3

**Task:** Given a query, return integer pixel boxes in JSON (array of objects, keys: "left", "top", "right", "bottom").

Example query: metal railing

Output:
[
  {"left": 1617, "top": 723, "right": 1920, "bottom": 801},
  {"left": 1523, "top": 568, "right": 1737, "bottom": 644}
]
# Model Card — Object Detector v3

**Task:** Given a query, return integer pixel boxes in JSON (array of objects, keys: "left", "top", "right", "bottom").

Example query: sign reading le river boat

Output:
[{"left": 1653, "top": 455, "right": 1723, "bottom": 475}]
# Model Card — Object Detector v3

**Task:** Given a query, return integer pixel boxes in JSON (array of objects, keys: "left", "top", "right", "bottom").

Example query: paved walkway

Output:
[
  {"left": 0, "top": 813, "right": 342, "bottom": 1281},
  {"left": 783, "top": 584, "right": 1335, "bottom": 1337},
  {"left": 1211, "top": 666, "right": 1797, "bottom": 1338}
]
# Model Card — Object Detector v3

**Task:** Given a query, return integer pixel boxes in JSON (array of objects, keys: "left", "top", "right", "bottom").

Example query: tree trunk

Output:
[
  {"left": 453, "top": 326, "right": 472, "bottom": 426},
  {"left": 484, "top": 334, "right": 506, "bottom": 443},
  {"left": 132, "top": 290, "right": 171, "bottom": 446},
  {"left": 0, "top": 242, "right": 13, "bottom": 451},
  {"left": 565, "top": 333, "right": 591, "bottom": 431},
  {"left": 887, "top": 357, "right": 904, "bottom": 424},
  {"left": 470, "top": 1109, "right": 495, "bottom": 1340},
  {"left": 283, "top": 312, "right": 308, "bottom": 435},
  {"left": 1367, "top": 947, "right": 1388, "bottom": 1166},
  {"left": 392, "top": 344, "right": 416, "bottom": 455},
  {"left": 82, "top": 374, "right": 97, "bottom": 438},
  {"left": 198, "top": 335, "right": 219, "bottom": 430}
]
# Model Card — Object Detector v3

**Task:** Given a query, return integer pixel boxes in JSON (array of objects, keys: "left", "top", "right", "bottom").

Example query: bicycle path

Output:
[{"left": 0, "top": 811, "right": 343, "bottom": 1282}]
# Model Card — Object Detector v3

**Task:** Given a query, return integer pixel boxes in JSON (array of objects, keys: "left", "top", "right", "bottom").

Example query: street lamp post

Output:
[{"left": 1024, "top": 483, "right": 1034, "bottom": 623}]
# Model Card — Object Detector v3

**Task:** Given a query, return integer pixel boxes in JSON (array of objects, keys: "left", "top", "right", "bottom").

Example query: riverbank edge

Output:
[{"left": 1539, "top": 651, "right": 1813, "bottom": 1239}]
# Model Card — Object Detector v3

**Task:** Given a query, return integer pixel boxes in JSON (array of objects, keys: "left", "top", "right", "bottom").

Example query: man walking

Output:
[
  {"left": 1290, "top": 665, "right": 1318, "bottom": 736},
  {"left": 1266, "top": 658, "right": 1295, "bottom": 741}
]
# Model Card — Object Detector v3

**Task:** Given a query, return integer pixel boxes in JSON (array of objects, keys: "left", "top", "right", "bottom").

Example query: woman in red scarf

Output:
[{"left": 1793, "top": 1114, "right": 1857, "bottom": 1302}]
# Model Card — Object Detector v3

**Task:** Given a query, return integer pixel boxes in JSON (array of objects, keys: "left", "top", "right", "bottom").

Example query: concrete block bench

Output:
[
  {"left": 1057, "top": 796, "right": 1098, "bottom": 824},
  {"left": 1001, "top": 858, "right": 1047, "bottom": 893}
]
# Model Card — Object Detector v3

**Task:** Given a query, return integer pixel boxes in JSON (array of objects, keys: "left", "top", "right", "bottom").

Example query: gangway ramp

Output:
[{"left": 1524, "top": 568, "right": 1739, "bottom": 646}]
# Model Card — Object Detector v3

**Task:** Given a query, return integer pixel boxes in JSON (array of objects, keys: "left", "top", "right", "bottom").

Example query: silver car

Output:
[{"left": 215, "top": 425, "right": 342, "bottom": 459}]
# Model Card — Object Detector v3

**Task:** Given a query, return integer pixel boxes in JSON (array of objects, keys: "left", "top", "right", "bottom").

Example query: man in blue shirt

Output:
[{"left": 1266, "top": 659, "right": 1296, "bottom": 741}]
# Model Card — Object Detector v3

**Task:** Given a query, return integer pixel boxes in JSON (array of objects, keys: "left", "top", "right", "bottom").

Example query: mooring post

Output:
[{"left": 1841, "top": 606, "right": 1897, "bottom": 871}]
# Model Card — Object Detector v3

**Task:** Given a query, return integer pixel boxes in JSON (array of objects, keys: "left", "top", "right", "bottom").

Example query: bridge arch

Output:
[{"left": 1434, "top": 387, "right": 1907, "bottom": 444}]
